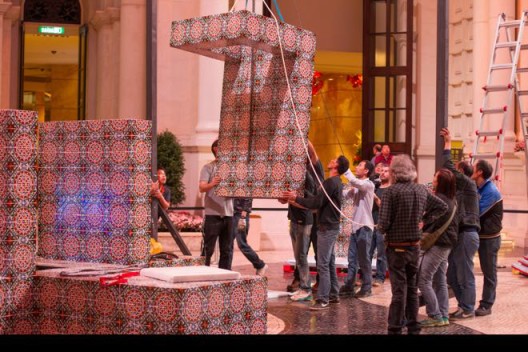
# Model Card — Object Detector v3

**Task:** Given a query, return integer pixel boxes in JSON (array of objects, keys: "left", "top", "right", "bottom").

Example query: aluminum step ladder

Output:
[{"left": 472, "top": 12, "right": 528, "bottom": 188}]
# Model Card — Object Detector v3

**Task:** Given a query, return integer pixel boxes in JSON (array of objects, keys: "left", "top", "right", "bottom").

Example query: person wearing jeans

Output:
[
  {"left": 418, "top": 169, "right": 458, "bottom": 328},
  {"left": 339, "top": 160, "right": 376, "bottom": 298},
  {"left": 440, "top": 128, "right": 481, "bottom": 320},
  {"left": 233, "top": 198, "right": 267, "bottom": 276},
  {"left": 283, "top": 155, "right": 349, "bottom": 310},
  {"left": 378, "top": 155, "right": 448, "bottom": 335},
  {"left": 472, "top": 159, "right": 503, "bottom": 317},
  {"left": 370, "top": 164, "right": 391, "bottom": 285},
  {"left": 199, "top": 139, "right": 234, "bottom": 270}
]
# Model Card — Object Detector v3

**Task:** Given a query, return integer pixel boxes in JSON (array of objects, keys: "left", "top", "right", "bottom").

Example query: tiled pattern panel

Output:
[
  {"left": 37, "top": 120, "right": 152, "bottom": 265},
  {"left": 0, "top": 110, "right": 38, "bottom": 334},
  {"left": 171, "top": 10, "right": 316, "bottom": 198},
  {"left": 148, "top": 256, "right": 205, "bottom": 268},
  {"left": 14, "top": 273, "right": 267, "bottom": 335},
  {"left": 336, "top": 184, "right": 353, "bottom": 258}
]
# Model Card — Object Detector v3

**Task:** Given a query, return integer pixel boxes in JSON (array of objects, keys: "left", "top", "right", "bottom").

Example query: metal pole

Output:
[
  {"left": 147, "top": 0, "right": 158, "bottom": 240},
  {"left": 436, "top": 0, "right": 449, "bottom": 171}
]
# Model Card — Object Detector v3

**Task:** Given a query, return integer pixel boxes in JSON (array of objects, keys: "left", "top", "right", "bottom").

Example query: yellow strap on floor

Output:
[{"left": 150, "top": 238, "right": 163, "bottom": 255}]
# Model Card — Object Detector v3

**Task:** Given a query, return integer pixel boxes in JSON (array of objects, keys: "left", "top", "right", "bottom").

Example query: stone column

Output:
[
  {"left": 91, "top": 8, "right": 119, "bottom": 119},
  {"left": 472, "top": 0, "right": 489, "bottom": 141},
  {"left": 118, "top": 0, "right": 146, "bottom": 119},
  {"left": 193, "top": 0, "right": 229, "bottom": 145},
  {"left": 415, "top": 0, "right": 437, "bottom": 183},
  {"left": 517, "top": 0, "right": 528, "bottom": 141},
  {"left": 0, "top": 1, "right": 11, "bottom": 108}
]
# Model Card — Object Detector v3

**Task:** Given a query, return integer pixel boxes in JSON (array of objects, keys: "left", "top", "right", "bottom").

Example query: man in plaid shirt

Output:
[{"left": 378, "top": 154, "right": 448, "bottom": 335}]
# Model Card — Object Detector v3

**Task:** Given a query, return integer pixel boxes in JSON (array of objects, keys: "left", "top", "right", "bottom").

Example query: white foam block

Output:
[{"left": 140, "top": 266, "right": 241, "bottom": 283}]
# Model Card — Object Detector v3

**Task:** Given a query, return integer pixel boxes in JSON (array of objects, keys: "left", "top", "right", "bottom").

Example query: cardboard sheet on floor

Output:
[{"left": 140, "top": 266, "right": 241, "bottom": 283}]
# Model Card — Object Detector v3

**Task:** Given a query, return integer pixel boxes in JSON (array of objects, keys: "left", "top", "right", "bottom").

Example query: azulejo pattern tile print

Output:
[
  {"left": 148, "top": 256, "right": 206, "bottom": 268},
  {"left": 0, "top": 110, "right": 38, "bottom": 334},
  {"left": 336, "top": 183, "right": 354, "bottom": 258},
  {"left": 171, "top": 10, "right": 316, "bottom": 198},
  {"left": 37, "top": 120, "right": 152, "bottom": 265},
  {"left": 22, "top": 272, "right": 267, "bottom": 335}
]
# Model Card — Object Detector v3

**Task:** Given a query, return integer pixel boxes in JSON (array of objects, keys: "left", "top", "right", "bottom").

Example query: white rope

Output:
[
  {"left": 229, "top": 0, "right": 242, "bottom": 12},
  {"left": 261, "top": 1, "right": 366, "bottom": 226}
]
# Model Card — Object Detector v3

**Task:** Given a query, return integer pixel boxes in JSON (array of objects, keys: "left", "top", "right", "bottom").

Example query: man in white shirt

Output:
[
  {"left": 199, "top": 139, "right": 234, "bottom": 270},
  {"left": 340, "top": 160, "right": 376, "bottom": 298}
]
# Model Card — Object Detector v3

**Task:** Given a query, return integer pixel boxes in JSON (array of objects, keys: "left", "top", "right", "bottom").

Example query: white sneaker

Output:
[
  {"left": 256, "top": 264, "right": 268, "bottom": 276},
  {"left": 290, "top": 290, "right": 313, "bottom": 301}
]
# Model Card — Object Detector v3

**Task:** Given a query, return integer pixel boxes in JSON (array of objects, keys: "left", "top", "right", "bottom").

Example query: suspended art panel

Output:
[
  {"left": 37, "top": 120, "right": 152, "bottom": 265},
  {"left": 171, "top": 10, "right": 316, "bottom": 198}
]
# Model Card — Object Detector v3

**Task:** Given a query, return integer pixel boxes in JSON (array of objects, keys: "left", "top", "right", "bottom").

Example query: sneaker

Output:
[
  {"left": 310, "top": 300, "right": 329, "bottom": 310},
  {"left": 338, "top": 285, "right": 356, "bottom": 297},
  {"left": 475, "top": 306, "right": 492, "bottom": 317},
  {"left": 256, "top": 264, "right": 268, "bottom": 276},
  {"left": 329, "top": 297, "right": 340, "bottom": 304},
  {"left": 449, "top": 308, "right": 475, "bottom": 320},
  {"left": 441, "top": 317, "right": 450, "bottom": 326},
  {"left": 354, "top": 289, "right": 372, "bottom": 298},
  {"left": 448, "top": 307, "right": 463, "bottom": 318},
  {"left": 372, "top": 279, "right": 384, "bottom": 287},
  {"left": 290, "top": 290, "right": 313, "bottom": 302},
  {"left": 287, "top": 279, "right": 300, "bottom": 293},
  {"left": 419, "top": 317, "right": 445, "bottom": 328}
]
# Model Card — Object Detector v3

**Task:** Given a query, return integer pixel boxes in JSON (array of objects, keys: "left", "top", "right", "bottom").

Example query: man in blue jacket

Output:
[{"left": 471, "top": 159, "right": 503, "bottom": 317}]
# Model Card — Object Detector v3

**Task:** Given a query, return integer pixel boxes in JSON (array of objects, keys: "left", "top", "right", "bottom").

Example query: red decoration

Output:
[
  {"left": 347, "top": 74, "right": 363, "bottom": 88},
  {"left": 312, "top": 71, "right": 323, "bottom": 96}
]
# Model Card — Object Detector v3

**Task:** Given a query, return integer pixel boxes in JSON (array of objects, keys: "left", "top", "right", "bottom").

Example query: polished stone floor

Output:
[{"left": 231, "top": 247, "right": 528, "bottom": 335}]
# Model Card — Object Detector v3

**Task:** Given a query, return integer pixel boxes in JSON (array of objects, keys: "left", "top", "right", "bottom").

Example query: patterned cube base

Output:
[
  {"left": 6, "top": 270, "right": 267, "bottom": 335},
  {"left": 171, "top": 10, "right": 316, "bottom": 198}
]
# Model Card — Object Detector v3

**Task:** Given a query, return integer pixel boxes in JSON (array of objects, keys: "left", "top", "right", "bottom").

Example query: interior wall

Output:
[{"left": 274, "top": 0, "right": 363, "bottom": 53}]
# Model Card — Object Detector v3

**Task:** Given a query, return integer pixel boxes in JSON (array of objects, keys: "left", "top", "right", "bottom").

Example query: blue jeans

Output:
[
  {"left": 386, "top": 245, "right": 421, "bottom": 334},
  {"left": 478, "top": 236, "right": 501, "bottom": 309},
  {"left": 447, "top": 230, "right": 479, "bottom": 312},
  {"left": 233, "top": 213, "right": 265, "bottom": 270},
  {"left": 369, "top": 229, "right": 387, "bottom": 281},
  {"left": 289, "top": 222, "right": 312, "bottom": 291},
  {"left": 316, "top": 228, "right": 340, "bottom": 303},
  {"left": 203, "top": 215, "right": 234, "bottom": 270},
  {"left": 418, "top": 245, "right": 451, "bottom": 318},
  {"left": 345, "top": 226, "right": 373, "bottom": 292}
]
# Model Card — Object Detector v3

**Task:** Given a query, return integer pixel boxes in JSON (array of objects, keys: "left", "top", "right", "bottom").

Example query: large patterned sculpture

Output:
[
  {"left": 171, "top": 10, "right": 316, "bottom": 198},
  {"left": 37, "top": 120, "right": 152, "bottom": 265},
  {"left": 0, "top": 110, "right": 38, "bottom": 333}
]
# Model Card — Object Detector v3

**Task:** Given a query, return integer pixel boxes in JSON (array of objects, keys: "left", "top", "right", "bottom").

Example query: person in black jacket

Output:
[
  {"left": 418, "top": 168, "right": 458, "bottom": 328},
  {"left": 283, "top": 155, "right": 350, "bottom": 310},
  {"left": 471, "top": 159, "right": 503, "bottom": 317},
  {"left": 440, "top": 128, "right": 481, "bottom": 320}
]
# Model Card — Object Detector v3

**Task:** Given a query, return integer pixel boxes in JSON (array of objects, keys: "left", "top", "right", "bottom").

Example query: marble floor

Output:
[{"left": 231, "top": 247, "right": 528, "bottom": 335}]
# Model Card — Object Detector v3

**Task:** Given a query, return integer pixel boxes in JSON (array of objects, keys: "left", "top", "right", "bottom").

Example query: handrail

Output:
[{"left": 168, "top": 206, "right": 528, "bottom": 214}]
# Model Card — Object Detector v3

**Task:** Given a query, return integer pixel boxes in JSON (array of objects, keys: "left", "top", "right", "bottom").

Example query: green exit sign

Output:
[{"left": 38, "top": 26, "right": 65, "bottom": 35}]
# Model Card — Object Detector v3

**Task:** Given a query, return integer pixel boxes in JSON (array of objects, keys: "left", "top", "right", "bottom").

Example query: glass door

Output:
[{"left": 363, "top": 0, "right": 413, "bottom": 157}]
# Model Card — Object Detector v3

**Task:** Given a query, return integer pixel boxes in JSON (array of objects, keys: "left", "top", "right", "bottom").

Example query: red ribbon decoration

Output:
[
  {"left": 99, "top": 271, "right": 140, "bottom": 287},
  {"left": 312, "top": 71, "right": 324, "bottom": 96},
  {"left": 347, "top": 74, "right": 363, "bottom": 88}
]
